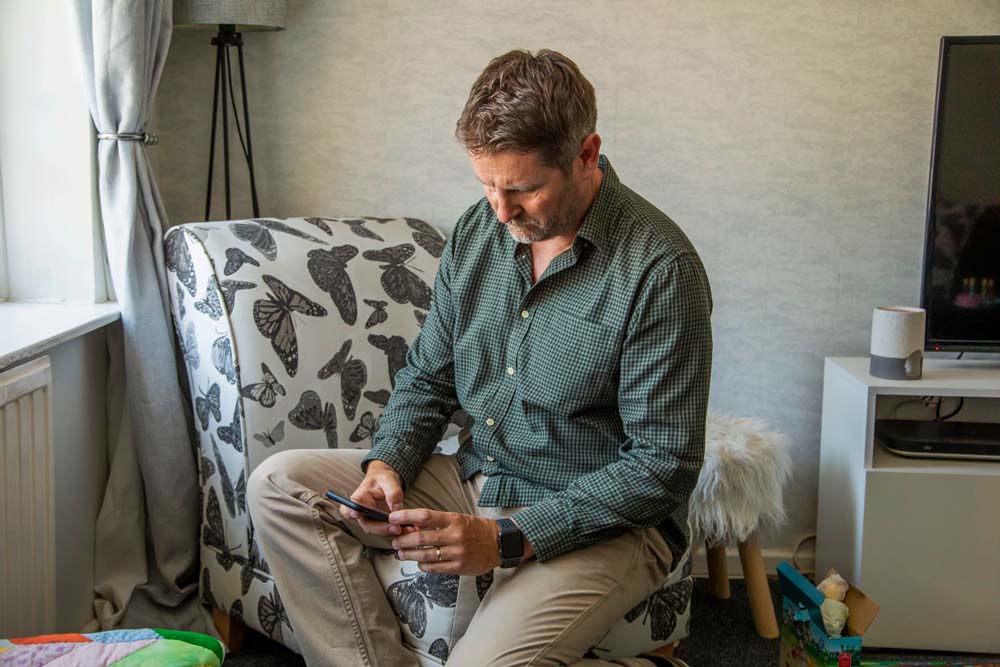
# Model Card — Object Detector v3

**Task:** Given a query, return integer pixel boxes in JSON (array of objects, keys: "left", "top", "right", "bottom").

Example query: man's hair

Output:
[{"left": 455, "top": 49, "right": 597, "bottom": 171}]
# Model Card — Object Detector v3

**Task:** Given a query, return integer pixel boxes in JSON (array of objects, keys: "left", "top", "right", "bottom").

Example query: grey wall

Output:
[{"left": 152, "top": 1, "right": 1000, "bottom": 559}]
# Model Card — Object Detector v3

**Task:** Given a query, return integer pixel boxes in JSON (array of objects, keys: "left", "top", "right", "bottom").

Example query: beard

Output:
[{"left": 503, "top": 181, "right": 582, "bottom": 244}]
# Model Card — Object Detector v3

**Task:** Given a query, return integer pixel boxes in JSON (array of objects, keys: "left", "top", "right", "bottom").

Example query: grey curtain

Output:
[{"left": 72, "top": 0, "right": 212, "bottom": 634}]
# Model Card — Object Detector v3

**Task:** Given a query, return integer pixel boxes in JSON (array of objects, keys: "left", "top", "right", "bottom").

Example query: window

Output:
[{"left": 0, "top": 0, "right": 106, "bottom": 304}]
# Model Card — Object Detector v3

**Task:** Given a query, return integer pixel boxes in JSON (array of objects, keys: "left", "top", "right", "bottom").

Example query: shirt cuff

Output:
[
  {"left": 361, "top": 437, "right": 426, "bottom": 490},
  {"left": 510, "top": 501, "right": 576, "bottom": 563}
]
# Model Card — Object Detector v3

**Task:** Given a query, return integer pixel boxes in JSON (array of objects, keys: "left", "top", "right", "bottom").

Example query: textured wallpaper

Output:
[{"left": 151, "top": 0, "right": 1000, "bottom": 557}]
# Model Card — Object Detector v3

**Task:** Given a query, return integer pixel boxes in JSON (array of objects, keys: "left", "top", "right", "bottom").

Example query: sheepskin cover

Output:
[{"left": 690, "top": 413, "right": 792, "bottom": 546}]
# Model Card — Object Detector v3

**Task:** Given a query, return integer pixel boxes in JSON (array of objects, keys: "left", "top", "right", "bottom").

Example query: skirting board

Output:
[{"left": 690, "top": 543, "right": 815, "bottom": 579}]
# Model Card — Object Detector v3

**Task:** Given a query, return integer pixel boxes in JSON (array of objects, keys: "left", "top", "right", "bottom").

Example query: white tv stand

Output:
[{"left": 815, "top": 357, "right": 1000, "bottom": 653}]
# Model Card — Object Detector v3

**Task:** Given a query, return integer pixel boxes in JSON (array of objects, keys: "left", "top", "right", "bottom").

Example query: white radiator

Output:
[{"left": 0, "top": 357, "right": 55, "bottom": 637}]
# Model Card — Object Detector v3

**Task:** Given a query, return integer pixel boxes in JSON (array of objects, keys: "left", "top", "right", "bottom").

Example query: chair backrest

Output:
[{"left": 166, "top": 215, "right": 445, "bottom": 476}]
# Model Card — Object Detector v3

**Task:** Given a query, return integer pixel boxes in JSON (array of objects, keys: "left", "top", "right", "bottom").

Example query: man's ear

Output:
[{"left": 577, "top": 133, "right": 602, "bottom": 172}]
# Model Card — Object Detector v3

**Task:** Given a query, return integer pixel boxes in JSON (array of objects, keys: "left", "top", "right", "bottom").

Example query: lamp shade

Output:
[{"left": 174, "top": 0, "right": 286, "bottom": 30}]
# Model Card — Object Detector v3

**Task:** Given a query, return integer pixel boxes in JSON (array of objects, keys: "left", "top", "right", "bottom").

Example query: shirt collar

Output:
[{"left": 575, "top": 154, "right": 618, "bottom": 251}]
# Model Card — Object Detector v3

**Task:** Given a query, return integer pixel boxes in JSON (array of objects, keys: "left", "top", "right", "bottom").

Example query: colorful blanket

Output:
[{"left": 0, "top": 629, "right": 225, "bottom": 666}]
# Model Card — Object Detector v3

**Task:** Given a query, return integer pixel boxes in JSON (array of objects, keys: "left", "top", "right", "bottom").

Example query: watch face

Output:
[{"left": 500, "top": 529, "right": 524, "bottom": 558}]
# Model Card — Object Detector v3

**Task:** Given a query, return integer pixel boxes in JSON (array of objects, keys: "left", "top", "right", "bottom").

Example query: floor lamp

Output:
[{"left": 174, "top": 0, "right": 286, "bottom": 221}]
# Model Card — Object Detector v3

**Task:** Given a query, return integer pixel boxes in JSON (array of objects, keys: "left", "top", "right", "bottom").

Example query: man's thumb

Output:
[{"left": 383, "top": 482, "right": 404, "bottom": 512}]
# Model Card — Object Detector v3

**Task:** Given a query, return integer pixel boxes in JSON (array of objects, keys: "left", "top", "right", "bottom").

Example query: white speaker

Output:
[{"left": 869, "top": 306, "right": 926, "bottom": 380}]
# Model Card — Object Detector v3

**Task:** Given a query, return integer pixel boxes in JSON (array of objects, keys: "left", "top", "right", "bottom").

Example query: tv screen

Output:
[{"left": 921, "top": 36, "right": 1000, "bottom": 351}]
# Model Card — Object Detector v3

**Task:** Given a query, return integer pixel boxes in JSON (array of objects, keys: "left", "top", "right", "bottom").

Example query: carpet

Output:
[{"left": 223, "top": 577, "right": 1000, "bottom": 666}]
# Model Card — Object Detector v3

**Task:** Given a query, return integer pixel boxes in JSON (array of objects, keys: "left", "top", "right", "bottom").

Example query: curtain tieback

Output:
[{"left": 96, "top": 131, "right": 159, "bottom": 145}]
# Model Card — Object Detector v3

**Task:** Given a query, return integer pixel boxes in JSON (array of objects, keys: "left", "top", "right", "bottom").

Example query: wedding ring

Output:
[{"left": 435, "top": 546, "right": 442, "bottom": 562}]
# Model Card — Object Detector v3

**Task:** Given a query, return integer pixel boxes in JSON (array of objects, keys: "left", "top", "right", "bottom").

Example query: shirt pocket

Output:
[{"left": 518, "top": 307, "right": 621, "bottom": 418}]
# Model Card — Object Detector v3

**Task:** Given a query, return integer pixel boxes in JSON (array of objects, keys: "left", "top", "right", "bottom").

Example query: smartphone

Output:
[{"left": 325, "top": 490, "right": 391, "bottom": 522}]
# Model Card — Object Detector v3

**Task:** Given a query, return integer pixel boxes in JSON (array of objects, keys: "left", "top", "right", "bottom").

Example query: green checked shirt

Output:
[{"left": 363, "top": 155, "right": 713, "bottom": 564}]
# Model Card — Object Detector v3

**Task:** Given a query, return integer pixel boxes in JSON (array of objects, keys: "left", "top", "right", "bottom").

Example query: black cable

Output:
[{"left": 940, "top": 397, "right": 965, "bottom": 420}]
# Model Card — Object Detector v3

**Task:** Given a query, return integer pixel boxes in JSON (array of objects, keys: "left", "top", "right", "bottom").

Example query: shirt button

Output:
[
  {"left": 486, "top": 455, "right": 496, "bottom": 462},
  {"left": 520, "top": 310, "right": 530, "bottom": 319},
  {"left": 485, "top": 418, "right": 495, "bottom": 427},
  {"left": 506, "top": 366, "right": 515, "bottom": 376}
]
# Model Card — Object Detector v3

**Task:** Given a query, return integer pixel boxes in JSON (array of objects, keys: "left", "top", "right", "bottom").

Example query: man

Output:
[{"left": 248, "top": 49, "right": 712, "bottom": 667}]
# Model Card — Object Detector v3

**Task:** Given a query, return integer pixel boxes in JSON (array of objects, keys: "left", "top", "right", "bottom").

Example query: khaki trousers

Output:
[{"left": 247, "top": 449, "right": 673, "bottom": 667}]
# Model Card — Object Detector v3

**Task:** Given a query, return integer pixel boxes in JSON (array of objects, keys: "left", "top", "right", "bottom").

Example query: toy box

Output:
[{"left": 778, "top": 561, "right": 880, "bottom": 667}]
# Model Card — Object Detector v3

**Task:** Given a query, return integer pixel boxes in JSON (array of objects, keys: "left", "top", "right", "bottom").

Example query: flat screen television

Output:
[{"left": 920, "top": 36, "right": 1000, "bottom": 352}]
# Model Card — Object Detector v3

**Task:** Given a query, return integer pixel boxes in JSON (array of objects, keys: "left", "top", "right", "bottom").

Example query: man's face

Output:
[{"left": 470, "top": 151, "right": 584, "bottom": 244}]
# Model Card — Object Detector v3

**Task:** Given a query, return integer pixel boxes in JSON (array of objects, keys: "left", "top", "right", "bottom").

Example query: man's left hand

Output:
[{"left": 389, "top": 509, "right": 502, "bottom": 575}]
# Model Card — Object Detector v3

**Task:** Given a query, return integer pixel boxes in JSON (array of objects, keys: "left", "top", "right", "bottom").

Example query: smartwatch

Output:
[{"left": 496, "top": 518, "right": 524, "bottom": 568}]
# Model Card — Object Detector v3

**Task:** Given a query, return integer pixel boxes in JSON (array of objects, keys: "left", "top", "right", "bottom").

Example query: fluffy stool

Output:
[{"left": 690, "top": 412, "right": 792, "bottom": 638}]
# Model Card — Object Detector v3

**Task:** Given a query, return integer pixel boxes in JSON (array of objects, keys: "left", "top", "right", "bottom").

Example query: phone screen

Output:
[{"left": 325, "top": 490, "right": 390, "bottom": 522}]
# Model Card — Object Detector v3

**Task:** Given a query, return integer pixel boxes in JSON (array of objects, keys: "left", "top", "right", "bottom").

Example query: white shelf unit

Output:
[{"left": 815, "top": 357, "right": 1000, "bottom": 653}]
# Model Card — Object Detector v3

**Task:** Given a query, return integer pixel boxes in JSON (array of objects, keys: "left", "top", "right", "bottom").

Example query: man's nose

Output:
[{"left": 494, "top": 193, "right": 521, "bottom": 223}]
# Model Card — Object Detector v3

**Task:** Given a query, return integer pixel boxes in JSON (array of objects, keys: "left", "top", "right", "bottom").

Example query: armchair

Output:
[{"left": 165, "top": 216, "right": 693, "bottom": 665}]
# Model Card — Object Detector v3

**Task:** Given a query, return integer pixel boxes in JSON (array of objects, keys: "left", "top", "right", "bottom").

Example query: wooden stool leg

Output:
[
  {"left": 737, "top": 534, "right": 779, "bottom": 639},
  {"left": 212, "top": 606, "right": 246, "bottom": 654},
  {"left": 706, "top": 540, "right": 731, "bottom": 600}
]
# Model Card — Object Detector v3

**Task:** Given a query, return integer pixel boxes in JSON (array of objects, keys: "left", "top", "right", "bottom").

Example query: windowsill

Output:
[{"left": 0, "top": 301, "right": 121, "bottom": 371}]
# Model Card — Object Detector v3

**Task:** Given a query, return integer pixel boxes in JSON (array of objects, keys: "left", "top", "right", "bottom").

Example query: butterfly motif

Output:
[
  {"left": 241, "top": 362, "right": 286, "bottom": 408},
  {"left": 224, "top": 247, "right": 261, "bottom": 275},
  {"left": 429, "top": 638, "right": 449, "bottom": 663},
  {"left": 230, "top": 599, "right": 244, "bottom": 625},
  {"left": 386, "top": 570, "right": 459, "bottom": 638},
  {"left": 363, "top": 388, "right": 391, "bottom": 408},
  {"left": 364, "top": 299, "right": 388, "bottom": 329},
  {"left": 196, "top": 382, "right": 222, "bottom": 430},
  {"left": 405, "top": 218, "right": 446, "bottom": 258},
  {"left": 349, "top": 411, "right": 380, "bottom": 445},
  {"left": 178, "top": 321, "right": 200, "bottom": 369},
  {"left": 340, "top": 218, "right": 384, "bottom": 242},
  {"left": 212, "top": 436, "right": 246, "bottom": 518},
  {"left": 200, "top": 452, "right": 216, "bottom": 481},
  {"left": 307, "top": 245, "right": 359, "bottom": 325},
  {"left": 195, "top": 276, "right": 224, "bottom": 320},
  {"left": 230, "top": 218, "right": 326, "bottom": 261},
  {"left": 475, "top": 571, "right": 494, "bottom": 601},
  {"left": 253, "top": 420, "right": 286, "bottom": 448},
  {"left": 219, "top": 279, "right": 256, "bottom": 313},
  {"left": 368, "top": 334, "right": 410, "bottom": 388},
  {"left": 288, "top": 390, "right": 338, "bottom": 448},
  {"left": 241, "top": 523, "right": 270, "bottom": 595},
  {"left": 362, "top": 244, "right": 433, "bottom": 310},
  {"left": 413, "top": 309, "right": 427, "bottom": 328},
  {"left": 203, "top": 486, "right": 243, "bottom": 571},
  {"left": 318, "top": 340, "right": 368, "bottom": 420},
  {"left": 212, "top": 336, "right": 237, "bottom": 385},
  {"left": 176, "top": 283, "right": 187, "bottom": 319},
  {"left": 623, "top": 578, "right": 693, "bottom": 641},
  {"left": 165, "top": 230, "right": 197, "bottom": 296},
  {"left": 303, "top": 217, "right": 333, "bottom": 235},
  {"left": 253, "top": 275, "right": 328, "bottom": 376},
  {"left": 259, "top": 587, "right": 290, "bottom": 643},
  {"left": 217, "top": 402, "right": 243, "bottom": 452}
]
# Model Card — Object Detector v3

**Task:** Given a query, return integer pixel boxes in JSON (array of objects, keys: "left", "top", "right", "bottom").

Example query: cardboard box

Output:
[{"left": 778, "top": 561, "right": 880, "bottom": 667}]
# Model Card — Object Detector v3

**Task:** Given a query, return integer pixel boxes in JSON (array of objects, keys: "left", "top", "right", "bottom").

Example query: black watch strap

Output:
[{"left": 496, "top": 518, "right": 524, "bottom": 569}]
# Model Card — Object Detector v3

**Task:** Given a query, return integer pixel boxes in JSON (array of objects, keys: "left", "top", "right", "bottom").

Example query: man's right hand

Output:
[{"left": 341, "top": 460, "right": 410, "bottom": 536}]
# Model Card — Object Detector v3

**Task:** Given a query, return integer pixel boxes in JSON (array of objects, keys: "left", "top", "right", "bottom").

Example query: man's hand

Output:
[
  {"left": 389, "top": 509, "right": 501, "bottom": 575},
  {"left": 340, "top": 460, "right": 412, "bottom": 537}
]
